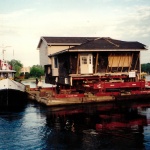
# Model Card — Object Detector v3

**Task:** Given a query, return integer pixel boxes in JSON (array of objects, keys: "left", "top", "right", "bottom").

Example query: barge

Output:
[{"left": 34, "top": 37, "right": 150, "bottom": 106}]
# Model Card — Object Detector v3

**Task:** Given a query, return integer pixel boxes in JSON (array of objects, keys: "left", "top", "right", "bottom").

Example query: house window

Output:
[
  {"left": 82, "top": 57, "right": 87, "bottom": 64},
  {"left": 54, "top": 57, "right": 58, "bottom": 68}
]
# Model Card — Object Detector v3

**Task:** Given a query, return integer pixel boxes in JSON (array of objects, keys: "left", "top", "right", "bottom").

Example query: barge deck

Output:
[{"left": 27, "top": 85, "right": 150, "bottom": 106}]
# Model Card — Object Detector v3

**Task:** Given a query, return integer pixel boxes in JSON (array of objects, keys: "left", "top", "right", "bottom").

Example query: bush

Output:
[
  {"left": 30, "top": 65, "right": 44, "bottom": 78},
  {"left": 25, "top": 72, "right": 30, "bottom": 79}
]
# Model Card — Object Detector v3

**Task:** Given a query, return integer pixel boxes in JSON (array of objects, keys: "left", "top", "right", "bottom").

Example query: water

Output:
[
  {"left": 21, "top": 80, "right": 54, "bottom": 88},
  {"left": 0, "top": 100, "right": 150, "bottom": 150}
]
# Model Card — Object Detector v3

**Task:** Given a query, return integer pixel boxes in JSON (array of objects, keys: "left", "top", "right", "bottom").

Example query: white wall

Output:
[{"left": 39, "top": 41, "right": 49, "bottom": 66}]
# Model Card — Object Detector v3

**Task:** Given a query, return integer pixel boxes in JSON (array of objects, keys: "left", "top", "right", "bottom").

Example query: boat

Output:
[{"left": 0, "top": 59, "right": 27, "bottom": 106}]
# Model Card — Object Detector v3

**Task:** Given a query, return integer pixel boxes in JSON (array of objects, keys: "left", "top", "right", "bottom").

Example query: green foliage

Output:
[
  {"left": 25, "top": 72, "right": 30, "bottom": 79},
  {"left": 141, "top": 63, "right": 150, "bottom": 73},
  {"left": 8, "top": 59, "right": 23, "bottom": 77},
  {"left": 30, "top": 65, "right": 44, "bottom": 78}
]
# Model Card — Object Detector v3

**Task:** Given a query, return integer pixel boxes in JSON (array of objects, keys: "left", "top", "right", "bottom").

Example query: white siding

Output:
[
  {"left": 39, "top": 40, "right": 74, "bottom": 67},
  {"left": 48, "top": 45, "right": 72, "bottom": 55},
  {"left": 39, "top": 41, "right": 49, "bottom": 66}
]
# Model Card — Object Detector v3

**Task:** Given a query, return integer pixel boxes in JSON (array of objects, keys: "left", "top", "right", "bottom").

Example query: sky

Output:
[{"left": 0, "top": 0, "right": 150, "bottom": 67}]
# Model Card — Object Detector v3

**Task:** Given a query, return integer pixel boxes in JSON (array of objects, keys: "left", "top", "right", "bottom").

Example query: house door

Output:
[{"left": 80, "top": 53, "right": 93, "bottom": 74}]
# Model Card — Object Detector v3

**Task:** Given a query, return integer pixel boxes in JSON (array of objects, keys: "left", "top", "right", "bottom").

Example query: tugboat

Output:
[{"left": 0, "top": 59, "right": 27, "bottom": 107}]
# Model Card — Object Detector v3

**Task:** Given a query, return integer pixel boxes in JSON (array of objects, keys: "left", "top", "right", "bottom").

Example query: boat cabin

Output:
[{"left": 0, "top": 60, "right": 16, "bottom": 80}]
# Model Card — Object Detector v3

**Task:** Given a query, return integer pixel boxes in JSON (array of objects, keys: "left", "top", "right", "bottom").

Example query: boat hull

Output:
[{"left": 0, "top": 89, "right": 28, "bottom": 107}]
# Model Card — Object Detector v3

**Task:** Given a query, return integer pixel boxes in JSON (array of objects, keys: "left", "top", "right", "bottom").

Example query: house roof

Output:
[
  {"left": 68, "top": 37, "right": 146, "bottom": 50},
  {"left": 49, "top": 37, "right": 147, "bottom": 56},
  {"left": 37, "top": 36, "right": 98, "bottom": 48}
]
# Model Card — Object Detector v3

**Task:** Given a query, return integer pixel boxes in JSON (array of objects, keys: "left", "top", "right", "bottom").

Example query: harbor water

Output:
[{"left": 0, "top": 100, "right": 150, "bottom": 150}]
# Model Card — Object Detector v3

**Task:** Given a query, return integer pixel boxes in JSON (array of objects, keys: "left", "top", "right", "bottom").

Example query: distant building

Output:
[{"left": 21, "top": 67, "right": 30, "bottom": 74}]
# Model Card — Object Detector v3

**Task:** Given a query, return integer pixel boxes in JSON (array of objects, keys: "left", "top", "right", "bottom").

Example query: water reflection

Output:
[
  {"left": 0, "top": 101, "right": 150, "bottom": 149},
  {"left": 43, "top": 101, "right": 150, "bottom": 149}
]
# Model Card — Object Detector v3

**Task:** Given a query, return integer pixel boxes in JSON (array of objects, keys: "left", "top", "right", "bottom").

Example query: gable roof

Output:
[
  {"left": 37, "top": 36, "right": 98, "bottom": 48},
  {"left": 68, "top": 37, "right": 146, "bottom": 50},
  {"left": 49, "top": 37, "right": 147, "bottom": 56}
]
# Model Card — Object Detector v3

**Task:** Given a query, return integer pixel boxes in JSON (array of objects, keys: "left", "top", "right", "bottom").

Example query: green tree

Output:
[
  {"left": 9, "top": 59, "right": 23, "bottom": 77},
  {"left": 30, "top": 65, "right": 44, "bottom": 78},
  {"left": 25, "top": 72, "right": 30, "bottom": 79},
  {"left": 141, "top": 63, "right": 150, "bottom": 73}
]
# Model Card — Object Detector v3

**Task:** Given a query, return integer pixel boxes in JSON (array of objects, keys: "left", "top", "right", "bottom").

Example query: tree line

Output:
[
  {"left": 9, "top": 59, "right": 44, "bottom": 79},
  {"left": 141, "top": 63, "right": 150, "bottom": 74}
]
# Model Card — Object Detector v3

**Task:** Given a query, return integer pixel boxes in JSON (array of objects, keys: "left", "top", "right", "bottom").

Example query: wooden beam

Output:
[
  {"left": 95, "top": 53, "right": 99, "bottom": 73},
  {"left": 76, "top": 53, "right": 80, "bottom": 74},
  {"left": 106, "top": 53, "right": 111, "bottom": 73},
  {"left": 134, "top": 53, "right": 139, "bottom": 70}
]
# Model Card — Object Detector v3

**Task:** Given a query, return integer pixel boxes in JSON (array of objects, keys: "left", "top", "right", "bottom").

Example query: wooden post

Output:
[
  {"left": 76, "top": 53, "right": 80, "bottom": 74},
  {"left": 134, "top": 53, "right": 139, "bottom": 70},
  {"left": 95, "top": 53, "right": 99, "bottom": 73},
  {"left": 106, "top": 53, "right": 111, "bottom": 73}
]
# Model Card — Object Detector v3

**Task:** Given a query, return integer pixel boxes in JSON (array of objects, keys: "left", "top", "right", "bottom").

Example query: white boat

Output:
[{"left": 0, "top": 60, "right": 27, "bottom": 106}]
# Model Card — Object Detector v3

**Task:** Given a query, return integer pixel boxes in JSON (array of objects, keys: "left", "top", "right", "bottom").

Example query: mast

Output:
[{"left": 0, "top": 45, "right": 11, "bottom": 61}]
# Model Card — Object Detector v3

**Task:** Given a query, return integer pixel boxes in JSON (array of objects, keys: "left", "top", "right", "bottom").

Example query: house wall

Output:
[
  {"left": 57, "top": 53, "right": 70, "bottom": 84},
  {"left": 20, "top": 67, "right": 30, "bottom": 73},
  {"left": 70, "top": 53, "right": 78, "bottom": 74},
  {"left": 48, "top": 45, "right": 73, "bottom": 55},
  {"left": 46, "top": 51, "right": 141, "bottom": 85},
  {"left": 39, "top": 41, "right": 49, "bottom": 66},
  {"left": 39, "top": 44, "right": 74, "bottom": 66},
  {"left": 47, "top": 45, "right": 74, "bottom": 68}
]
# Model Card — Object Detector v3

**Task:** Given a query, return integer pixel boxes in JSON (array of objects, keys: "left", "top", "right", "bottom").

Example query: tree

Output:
[
  {"left": 8, "top": 59, "right": 23, "bottom": 77},
  {"left": 24, "top": 72, "right": 30, "bottom": 79},
  {"left": 30, "top": 65, "right": 44, "bottom": 78},
  {"left": 141, "top": 63, "right": 150, "bottom": 74}
]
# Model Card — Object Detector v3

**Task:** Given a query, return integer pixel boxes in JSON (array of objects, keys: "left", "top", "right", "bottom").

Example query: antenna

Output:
[
  {"left": 2, "top": 49, "right": 6, "bottom": 60},
  {"left": 0, "top": 45, "right": 11, "bottom": 60}
]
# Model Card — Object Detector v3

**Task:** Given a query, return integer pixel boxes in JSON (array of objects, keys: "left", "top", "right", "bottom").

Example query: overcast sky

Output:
[{"left": 0, "top": 0, "right": 150, "bottom": 66}]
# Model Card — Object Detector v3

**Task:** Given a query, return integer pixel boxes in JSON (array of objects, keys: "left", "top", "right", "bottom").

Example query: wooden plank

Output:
[
  {"left": 117, "top": 55, "right": 122, "bottom": 71},
  {"left": 121, "top": 53, "right": 127, "bottom": 72},
  {"left": 110, "top": 54, "right": 115, "bottom": 72}
]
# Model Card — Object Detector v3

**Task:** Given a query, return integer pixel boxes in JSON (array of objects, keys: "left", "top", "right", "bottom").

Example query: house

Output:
[
  {"left": 20, "top": 67, "right": 30, "bottom": 74},
  {"left": 37, "top": 37, "right": 147, "bottom": 92},
  {"left": 37, "top": 36, "right": 97, "bottom": 66}
]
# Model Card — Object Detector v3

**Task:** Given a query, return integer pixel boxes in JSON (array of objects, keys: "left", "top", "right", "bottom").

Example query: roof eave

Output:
[
  {"left": 68, "top": 49, "right": 147, "bottom": 52},
  {"left": 37, "top": 37, "right": 48, "bottom": 49},
  {"left": 48, "top": 49, "right": 69, "bottom": 57}
]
